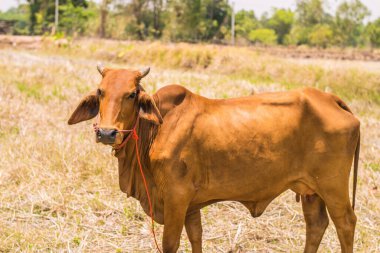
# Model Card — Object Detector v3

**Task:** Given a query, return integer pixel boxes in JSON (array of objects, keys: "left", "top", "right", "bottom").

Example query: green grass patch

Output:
[
  {"left": 367, "top": 162, "right": 380, "bottom": 172},
  {"left": 0, "top": 126, "right": 20, "bottom": 139},
  {"left": 72, "top": 236, "right": 81, "bottom": 246},
  {"left": 52, "top": 85, "right": 66, "bottom": 100},
  {"left": 17, "top": 82, "right": 43, "bottom": 100}
]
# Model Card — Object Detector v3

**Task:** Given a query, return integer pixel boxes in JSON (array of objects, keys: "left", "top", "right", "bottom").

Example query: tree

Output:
[
  {"left": 27, "top": 0, "right": 41, "bottom": 34},
  {"left": 248, "top": 28, "right": 277, "bottom": 45},
  {"left": 26, "top": 0, "right": 89, "bottom": 35},
  {"left": 285, "top": 0, "right": 325, "bottom": 45},
  {"left": 308, "top": 24, "right": 333, "bottom": 47},
  {"left": 165, "top": 0, "right": 230, "bottom": 42},
  {"left": 201, "top": 0, "right": 230, "bottom": 41},
  {"left": 123, "top": 0, "right": 148, "bottom": 39},
  {"left": 234, "top": 10, "right": 257, "bottom": 39},
  {"left": 98, "top": 0, "right": 111, "bottom": 38},
  {"left": 334, "top": 0, "right": 370, "bottom": 47},
  {"left": 164, "top": 0, "right": 201, "bottom": 41},
  {"left": 152, "top": 0, "right": 164, "bottom": 38},
  {"left": 18, "top": 0, "right": 374, "bottom": 47},
  {"left": 114, "top": 0, "right": 165, "bottom": 40},
  {"left": 287, "top": 25, "right": 314, "bottom": 45},
  {"left": 0, "top": 5, "right": 29, "bottom": 35},
  {"left": 59, "top": 1, "right": 93, "bottom": 36},
  {"left": 365, "top": 18, "right": 380, "bottom": 48},
  {"left": 267, "top": 8, "right": 294, "bottom": 44},
  {"left": 287, "top": 0, "right": 328, "bottom": 45},
  {"left": 295, "top": 0, "right": 325, "bottom": 27}
]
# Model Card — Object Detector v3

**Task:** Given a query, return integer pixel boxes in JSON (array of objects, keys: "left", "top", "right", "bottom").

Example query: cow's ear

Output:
[
  {"left": 138, "top": 91, "right": 163, "bottom": 125},
  {"left": 68, "top": 91, "right": 99, "bottom": 125}
]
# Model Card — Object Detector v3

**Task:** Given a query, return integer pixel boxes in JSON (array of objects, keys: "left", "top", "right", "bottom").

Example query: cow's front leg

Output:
[
  {"left": 185, "top": 209, "right": 202, "bottom": 253},
  {"left": 162, "top": 192, "right": 192, "bottom": 253}
]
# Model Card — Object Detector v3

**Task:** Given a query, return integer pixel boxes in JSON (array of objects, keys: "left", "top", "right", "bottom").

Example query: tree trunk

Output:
[
  {"left": 152, "top": 0, "right": 162, "bottom": 38},
  {"left": 99, "top": 0, "right": 109, "bottom": 38}
]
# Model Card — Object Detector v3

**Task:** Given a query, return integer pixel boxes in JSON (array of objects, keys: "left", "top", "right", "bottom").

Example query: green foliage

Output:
[
  {"left": 120, "top": 0, "right": 164, "bottom": 40},
  {"left": 286, "top": 0, "right": 371, "bottom": 48},
  {"left": 201, "top": 0, "right": 231, "bottom": 41},
  {"left": 286, "top": 0, "right": 328, "bottom": 45},
  {"left": 26, "top": 0, "right": 89, "bottom": 35},
  {"left": 248, "top": 28, "right": 277, "bottom": 45},
  {"left": 266, "top": 8, "right": 294, "bottom": 44},
  {"left": 286, "top": 25, "right": 311, "bottom": 45},
  {"left": 365, "top": 18, "right": 380, "bottom": 47},
  {"left": 295, "top": 0, "right": 325, "bottom": 27},
  {"left": 235, "top": 10, "right": 257, "bottom": 39},
  {"left": 164, "top": 0, "right": 230, "bottom": 42},
  {"left": 59, "top": 1, "right": 94, "bottom": 35},
  {"left": 27, "top": 0, "right": 40, "bottom": 34},
  {"left": 0, "top": 5, "right": 29, "bottom": 35},
  {"left": 0, "top": 6, "right": 28, "bottom": 22},
  {"left": 0, "top": 0, "right": 378, "bottom": 48},
  {"left": 308, "top": 24, "right": 333, "bottom": 47},
  {"left": 334, "top": 0, "right": 370, "bottom": 47},
  {"left": 164, "top": 0, "right": 202, "bottom": 41}
]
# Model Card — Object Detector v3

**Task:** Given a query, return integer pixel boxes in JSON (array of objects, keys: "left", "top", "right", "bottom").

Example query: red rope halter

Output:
[{"left": 93, "top": 117, "right": 162, "bottom": 252}]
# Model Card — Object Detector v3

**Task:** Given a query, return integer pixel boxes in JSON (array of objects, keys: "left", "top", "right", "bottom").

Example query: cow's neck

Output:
[{"left": 114, "top": 119, "right": 164, "bottom": 222}]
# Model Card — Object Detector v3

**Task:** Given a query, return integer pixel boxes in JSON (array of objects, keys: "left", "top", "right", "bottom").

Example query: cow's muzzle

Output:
[{"left": 96, "top": 128, "right": 118, "bottom": 144}]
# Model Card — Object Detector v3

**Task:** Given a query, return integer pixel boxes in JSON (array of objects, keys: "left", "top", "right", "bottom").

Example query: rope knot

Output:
[{"left": 132, "top": 129, "right": 139, "bottom": 140}]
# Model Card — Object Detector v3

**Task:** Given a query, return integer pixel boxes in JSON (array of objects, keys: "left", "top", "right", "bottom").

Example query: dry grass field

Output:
[{"left": 0, "top": 37, "right": 379, "bottom": 252}]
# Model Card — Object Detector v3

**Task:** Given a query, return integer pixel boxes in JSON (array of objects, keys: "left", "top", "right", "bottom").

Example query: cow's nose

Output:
[{"left": 96, "top": 128, "right": 118, "bottom": 144}]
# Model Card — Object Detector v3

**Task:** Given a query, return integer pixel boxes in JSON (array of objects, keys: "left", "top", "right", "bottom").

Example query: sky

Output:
[{"left": 1, "top": 0, "right": 380, "bottom": 21}]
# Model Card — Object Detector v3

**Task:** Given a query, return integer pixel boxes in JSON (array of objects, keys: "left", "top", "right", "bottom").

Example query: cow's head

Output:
[{"left": 68, "top": 65, "right": 162, "bottom": 145}]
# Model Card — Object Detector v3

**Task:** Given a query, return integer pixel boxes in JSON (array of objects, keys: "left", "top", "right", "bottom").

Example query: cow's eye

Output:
[
  {"left": 97, "top": 89, "right": 103, "bottom": 97},
  {"left": 128, "top": 91, "right": 137, "bottom": 99}
]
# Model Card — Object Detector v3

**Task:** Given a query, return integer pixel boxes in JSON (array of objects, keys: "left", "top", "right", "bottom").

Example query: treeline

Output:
[{"left": 1, "top": 0, "right": 380, "bottom": 48}]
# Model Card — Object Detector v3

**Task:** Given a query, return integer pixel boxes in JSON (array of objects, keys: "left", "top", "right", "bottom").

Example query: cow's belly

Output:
[
  {"left": 187, "top": 129, "right": 306, "bottom": 203},
  {"left": 190, "top": 151, "right": 299, "bottom": 203}
]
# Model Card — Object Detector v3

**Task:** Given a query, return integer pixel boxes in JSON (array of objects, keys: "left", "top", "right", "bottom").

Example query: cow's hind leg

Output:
[
  {"left": 301, "top": 194, "right": 329, "bottom": 253},
  {"left": 318, "top": 176, "right": 356, "bottom": 253},
  {"left": 325, "top": 200, "right": 356, "bottom": 253},
  {"left": 185, "top": 209, "right": 202, "bottom": 253}
]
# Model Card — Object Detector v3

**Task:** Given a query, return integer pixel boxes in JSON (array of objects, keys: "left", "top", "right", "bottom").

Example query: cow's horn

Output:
[
  {"left": 140, "top": 67, "right": 150, "bottom": 78},
  {"left": 97, "top": 63, "right": 105, "bottom": 76}
]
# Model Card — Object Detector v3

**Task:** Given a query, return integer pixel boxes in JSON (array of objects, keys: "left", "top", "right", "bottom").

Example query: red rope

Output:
[
  {"left": 94, "top": 118, "right": 162, "bottom": 252},
  {"left": 132, "top": 129, "right": 162, "bottom": 253}
]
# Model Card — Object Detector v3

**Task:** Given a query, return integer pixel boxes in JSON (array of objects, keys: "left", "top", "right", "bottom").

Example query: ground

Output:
[{"left": 0, "top": 37, "right": 379, "bottom": 252}]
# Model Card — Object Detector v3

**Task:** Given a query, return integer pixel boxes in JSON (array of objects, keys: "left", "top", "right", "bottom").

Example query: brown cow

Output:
[{"left": 68, "top": 66, "right": 360, "bottom": 253}]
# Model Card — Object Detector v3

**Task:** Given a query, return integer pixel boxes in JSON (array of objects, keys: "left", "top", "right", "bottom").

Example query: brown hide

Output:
[{"left": 69, "top": 68, "right": 360, "bottom": 253}]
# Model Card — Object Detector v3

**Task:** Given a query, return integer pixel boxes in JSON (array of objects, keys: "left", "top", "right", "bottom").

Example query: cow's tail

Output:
[
  {"left": 332, "top": 94, "right": 360, "bottom": 210},
  {"left": 352, "top": 131, "right": 360, "bottom": 210}
]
